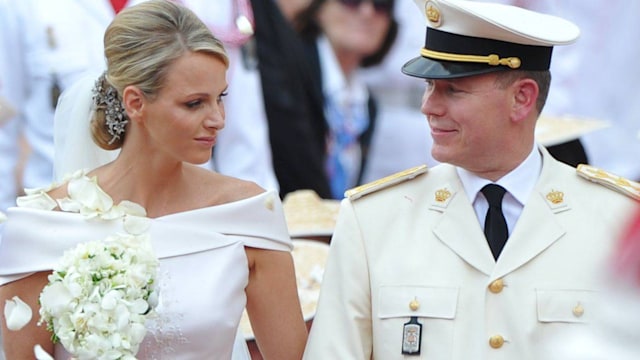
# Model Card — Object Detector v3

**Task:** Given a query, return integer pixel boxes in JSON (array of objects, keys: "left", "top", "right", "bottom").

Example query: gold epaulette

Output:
[
  {"left": 576, "top": 164, "right": 640, "bottom": 201},
  {"left": 345, "top": 165, "right": 428, "bottom": 201}
]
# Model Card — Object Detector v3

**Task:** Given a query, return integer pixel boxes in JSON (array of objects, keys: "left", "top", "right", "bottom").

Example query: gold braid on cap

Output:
[{"left": 421, "top": 48, "right": 521, "bottom": 69}]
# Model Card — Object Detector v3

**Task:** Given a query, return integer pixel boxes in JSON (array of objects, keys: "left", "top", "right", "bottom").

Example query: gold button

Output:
[
  {"left": 488, "top": 279, "right": 504, "bottom": 293},
  {"left": 573, "top": 303, "right": 584, "bottom": 317},
  {"left": 489, "top": 335, "right": 504, "bottom": 349},
  {"left": 409, "top": 299, "right": 420, "bottom": 311}
]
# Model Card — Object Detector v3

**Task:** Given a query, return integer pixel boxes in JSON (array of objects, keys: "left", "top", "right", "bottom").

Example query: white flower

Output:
[
  {"left": 17, "top": 171, "right": 148, "bottom": 221},
  {"left": 59, "top": 175, "right": 114, "bottom": 217},
  {"left": 39, "top": 230, "right": 159, "bottom": 359},
  {"left": 3, "top": 296, "right": 33, "bottom": 331},
  {"left": 16, "top": 181, "right": 61, "bottom": 210},
  {"left": 38, "top": 282, "right": 73, "bottom": 318},
  {"left": 16, "top": 191, "right": 57, "bottom": 210},
  {"left": 12, "top": 170, "right": 157, "bottom": 359},
  {"left": 123, "top": 215, "right": 151, "bottom": 235},
  {"left": 54, "top": 172, "right": 147, "bottom": 221},
  {"left": 23, "top": 181, "right": 60, "bottom": 195}
]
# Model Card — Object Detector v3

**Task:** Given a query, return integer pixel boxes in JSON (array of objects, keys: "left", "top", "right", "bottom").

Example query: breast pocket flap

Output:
[
  {"left": 536, "top": 288, "right": 595, "bottom": 323},
  {"left": 378, "top": 285, "right": 458, "bottom": 319}
]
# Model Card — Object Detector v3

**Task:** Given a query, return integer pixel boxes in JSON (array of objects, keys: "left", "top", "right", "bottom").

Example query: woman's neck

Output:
[
  {"left": 95, "top": 151, "right": 187, "bottom": 213},
  {"left": 333, "top": 48, "right": 360, "bottom": 79}
]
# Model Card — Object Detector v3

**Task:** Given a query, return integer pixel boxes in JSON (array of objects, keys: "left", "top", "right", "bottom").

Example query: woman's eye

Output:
[
  {"left": 186, "top": 100, "right": 202, "bottom": 108},
  {"left": 217, "top": 91, "right": 228, "bottom": 103}
]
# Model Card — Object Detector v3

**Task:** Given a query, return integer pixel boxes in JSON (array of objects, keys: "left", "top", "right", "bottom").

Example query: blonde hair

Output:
[{"left": 91, "top": 0, "right": 228, "bottom": 149}]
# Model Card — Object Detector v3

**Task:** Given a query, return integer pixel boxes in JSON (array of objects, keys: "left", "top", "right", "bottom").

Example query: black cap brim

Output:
[{"left": 401, "top": 55, "right": 510, "bottom": 80}]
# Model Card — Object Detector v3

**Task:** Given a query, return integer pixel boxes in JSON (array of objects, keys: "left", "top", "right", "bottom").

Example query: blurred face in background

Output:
[{"left": 317, "top": 0, "right": 392, "bottom": 62}]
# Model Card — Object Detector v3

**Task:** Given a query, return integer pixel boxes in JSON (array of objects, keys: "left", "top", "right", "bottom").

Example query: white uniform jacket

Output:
[{"left": 304, "top": 147, "right": 638, "bottom": 360}]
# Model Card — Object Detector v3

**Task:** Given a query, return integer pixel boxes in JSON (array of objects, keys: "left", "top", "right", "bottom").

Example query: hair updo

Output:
[{"left": 91, "top": 0, "right": 229, "bottom": 150}]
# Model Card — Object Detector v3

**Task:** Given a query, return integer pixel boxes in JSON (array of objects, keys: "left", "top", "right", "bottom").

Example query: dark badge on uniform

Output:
[{"left": 402, "top": 316, "right": 422, "bottom": 355}]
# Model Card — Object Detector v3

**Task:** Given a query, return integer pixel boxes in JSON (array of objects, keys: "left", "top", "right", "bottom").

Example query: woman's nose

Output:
[{"left": 205, "top": 105, "right": 225, "bottom": 130}]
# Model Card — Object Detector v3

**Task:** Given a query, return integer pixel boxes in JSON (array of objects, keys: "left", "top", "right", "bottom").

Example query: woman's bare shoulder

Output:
[{"left": 190, "top": 166, "right": 266, "bottom": 206}]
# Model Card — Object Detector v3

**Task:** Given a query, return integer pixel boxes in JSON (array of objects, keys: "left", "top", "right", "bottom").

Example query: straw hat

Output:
[
  {"left": 282, "top": 189, "right": 341, "bottom": 238},
  {"left": 535, "top": 114, "right": 609, "bottom": 147},
  {"left": 239, "top": 239, "right": 330, "bottom": 340}
]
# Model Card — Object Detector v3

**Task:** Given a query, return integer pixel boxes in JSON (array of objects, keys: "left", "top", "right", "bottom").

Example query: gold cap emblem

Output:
[
  {"left": 546, "top": 189, "right": 564, "bottom": 204},
  {"left": 435, "top": 188, "right": 451, "bottom": 202},
  {"left": 426, "top": 1, "right": 442, "bottom": 27}
]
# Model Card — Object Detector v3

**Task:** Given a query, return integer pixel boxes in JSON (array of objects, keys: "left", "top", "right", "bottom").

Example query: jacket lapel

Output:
[
  {"left": 492, "top": 147, "right": 570, "bottom": 280},
  {"left": 492, "top": 188, "right": 567, "bottom": 279},
  {"left": 430, "top": 149, "right": 571, "bottom": 279},
  {"left": 431, "top": 174, "right": 495, "bottom": 276}
]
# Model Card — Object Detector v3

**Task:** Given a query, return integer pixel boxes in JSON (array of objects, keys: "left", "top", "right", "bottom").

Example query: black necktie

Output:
[{"left": 481, "top": 184, "right": 508, "bottom": 260}]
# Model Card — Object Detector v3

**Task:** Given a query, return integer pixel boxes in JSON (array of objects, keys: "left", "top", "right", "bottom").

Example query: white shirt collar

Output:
[
  {"left": 457, "top": 144, "right": 542, "bottom": 206},
  {"left": 458, "top": 144, "right": 542, "bottom": 238}
]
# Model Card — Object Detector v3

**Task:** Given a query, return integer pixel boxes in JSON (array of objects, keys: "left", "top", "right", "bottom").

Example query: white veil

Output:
[{"left": 53, "top": 72, "right": 119, "bottom": 181}]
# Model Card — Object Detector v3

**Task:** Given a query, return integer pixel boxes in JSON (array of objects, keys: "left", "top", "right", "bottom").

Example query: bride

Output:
[{"left": 0, "top": 1, "right": 307, "bottom": 359}]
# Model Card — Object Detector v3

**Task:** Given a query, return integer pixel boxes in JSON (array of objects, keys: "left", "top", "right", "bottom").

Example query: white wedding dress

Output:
[
  {"left": 0, "top": 188, "right": 291, "bottom": 359},
  {"left": 0, "top": 72, "right": 296, "bottom": 359}
]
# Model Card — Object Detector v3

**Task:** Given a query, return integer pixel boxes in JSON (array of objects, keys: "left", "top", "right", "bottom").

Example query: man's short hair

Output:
[{"left": 494, "top": 70, "right": 551, "bottom": 114}]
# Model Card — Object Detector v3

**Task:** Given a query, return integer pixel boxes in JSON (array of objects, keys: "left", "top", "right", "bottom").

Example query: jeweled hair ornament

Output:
[{"left": 92, "top": 73, "right": 128, "bottom": 145}]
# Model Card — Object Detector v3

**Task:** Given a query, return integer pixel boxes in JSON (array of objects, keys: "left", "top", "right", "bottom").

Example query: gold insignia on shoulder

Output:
[
  {"left": 545, "top": 189, "right": 564, "bottom": 204},
  {"left": 577, "top": 164, "right": 640, "bottom": 201},
  {"left": 264, "top": 193, "right": 275, "bottom": 211},
  {"left": 435, "top": 188, "right": 451, "bottom": 202},
  {"left": 345, "top": 165, "right": 428, "bottom": 201},
  {"left": 425, "top": 1, "right": 442, "bottom": 27}
]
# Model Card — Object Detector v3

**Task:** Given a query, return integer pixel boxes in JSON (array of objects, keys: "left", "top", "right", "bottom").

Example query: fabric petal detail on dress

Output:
[{"left": 4, "top": 296, "right": 33, "bottom": 331}]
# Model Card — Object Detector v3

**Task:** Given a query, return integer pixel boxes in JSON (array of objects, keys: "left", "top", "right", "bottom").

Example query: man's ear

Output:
[
  {"left": 511, "top": 78, "right": 539, "bottom": 123},
  {"left": 122, "top": 85, "right": 145, "bottom": 122}
]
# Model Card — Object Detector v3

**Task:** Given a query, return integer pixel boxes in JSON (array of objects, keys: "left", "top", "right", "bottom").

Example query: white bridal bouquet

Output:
[
  {"left": 2, "top": 172, "right": 161, "bottom": 359},
  {"left": 38, "top": 231, "right": 159, "bottom": 360}
]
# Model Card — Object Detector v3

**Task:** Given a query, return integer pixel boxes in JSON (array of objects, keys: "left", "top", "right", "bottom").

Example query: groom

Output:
[{"left": 303, "top": 0, "right": 640, "bottom": 359}]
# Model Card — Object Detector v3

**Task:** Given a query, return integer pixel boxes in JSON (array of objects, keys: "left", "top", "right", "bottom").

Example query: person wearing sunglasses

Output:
[{"left": 258, "top": 0, "right": 397, "bottom": 200}]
